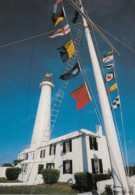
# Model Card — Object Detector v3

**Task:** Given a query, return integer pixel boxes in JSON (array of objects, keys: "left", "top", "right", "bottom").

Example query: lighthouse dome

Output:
[{"left": 44, "top": 72, "right": 53, "bottom": 82}]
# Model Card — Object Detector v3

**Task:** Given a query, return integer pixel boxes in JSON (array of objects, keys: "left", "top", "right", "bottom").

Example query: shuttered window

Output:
[
  {"left": 38, "top": 164, "right": 44, "bottom": 174},
  {"left": 24, "top": 153, "right": 28, "bottom": 160},
  {"left": 63, "top": 140, "right": 72, "bottom": 153},
  {"left": 40, "top": 149, "right": 45, "bottom": 158},
  {"left": 91, "top": 158, "right": 103, "bottom": 174},
  {"left": 63, "top": 160, "right": 72, "bottom": 174},
  {"left": 99, "top": 159, "right": 103, "bottom": 173},
  {"left": 46, "top": 163, "right": 55, "bottom": 169},
  {"left": 21, "top": 164, "right": 28, "bottom": 173},
  {"left": 49, "top": 144, "right": 56, "bottom": 155},
  {"left": 89, "top": 137, "right": 98, "bottom": 150}
]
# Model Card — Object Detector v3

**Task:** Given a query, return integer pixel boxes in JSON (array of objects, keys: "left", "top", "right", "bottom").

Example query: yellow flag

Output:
[
  {"left": 109, "top": 83, "right": 117, "bottom": 92},
  {"left": 65, "top": 40, "right": 76, "bottom": 58},
  {"left": 53, "top": 9, "right": 65, "bottom": 27},
  {"left": 54, "top": 17, "right": 64, "bottom": 27}
]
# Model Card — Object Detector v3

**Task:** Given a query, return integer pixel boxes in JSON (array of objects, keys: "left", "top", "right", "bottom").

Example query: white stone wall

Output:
[
  {"left": 0, "top": 167, "right": 7, "bottom": 178},
  {"left": 97, "top": 134, "right": 111, "bottom": 173},
  {"left": 96, "top": 179, "right": 113, "bottom": 194}
]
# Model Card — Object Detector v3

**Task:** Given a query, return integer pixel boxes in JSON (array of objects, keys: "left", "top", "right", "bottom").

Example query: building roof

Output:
[{"left": 19, "top": 127, "right": 103, "bottom": 155}]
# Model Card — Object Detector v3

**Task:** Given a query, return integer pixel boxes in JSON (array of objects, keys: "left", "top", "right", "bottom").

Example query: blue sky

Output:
[{"left": 0, "top": 0, "right": 135, "bottom": 166}]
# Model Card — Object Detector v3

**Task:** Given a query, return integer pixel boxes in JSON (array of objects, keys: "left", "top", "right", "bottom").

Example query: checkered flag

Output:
[{"left": 112, "top": 95, "right": 120, "bottom": 109}]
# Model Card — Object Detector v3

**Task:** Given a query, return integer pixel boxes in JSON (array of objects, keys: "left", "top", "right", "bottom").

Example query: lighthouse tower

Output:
[{"left": 30, "top": 72, "right": 54, "bottom": 148}]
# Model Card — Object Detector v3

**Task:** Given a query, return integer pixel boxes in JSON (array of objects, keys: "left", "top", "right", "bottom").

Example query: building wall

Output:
[
  {"left": 18, "top": 135, "right": 84, "bottom": 184},
  {"left": 0, "top": 167, "right": 8, "bottom": 178},
  {"left": 18, "top": 129, "right": 111, "bottom": 184},
  {"left": 97, "top": 135, "right": 111, "bottom": 173}
]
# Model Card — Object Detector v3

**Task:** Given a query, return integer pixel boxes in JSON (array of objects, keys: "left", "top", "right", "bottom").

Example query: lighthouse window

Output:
[
  {"left": 63, "top": 160, "right": 72, "bottom": 174},
  {"left": 91, "top": 158, "right": 103, "bottom": 174},
  {"left": 63, "top": 140, "right": 72, "bottom": 153},
  {"left": 49, "top": 144, "right": 56, "bottom": 155},
  {"left": 40, "top": 149, "right": 45, "bottom": 158},
  {"left": 89, "top": 137, "right": 98, "bottom": 150}
]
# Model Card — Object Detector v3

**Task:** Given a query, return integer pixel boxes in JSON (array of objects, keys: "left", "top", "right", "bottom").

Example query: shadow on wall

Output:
[{"left": 81, "top": 135, "right": 88, "bottom": 172}]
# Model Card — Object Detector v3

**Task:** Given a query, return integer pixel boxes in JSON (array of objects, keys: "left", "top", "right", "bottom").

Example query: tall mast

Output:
[{"left": 67, "top": 0, "right": 129, "bottom": 194}]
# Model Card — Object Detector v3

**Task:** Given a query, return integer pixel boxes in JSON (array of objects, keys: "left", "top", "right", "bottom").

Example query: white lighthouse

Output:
[
  {"left": 30, "top": 72, "right": 54, "bottom": 148},
  {"left": 16, "top": 73, "right": 112, "bottom": 188}
]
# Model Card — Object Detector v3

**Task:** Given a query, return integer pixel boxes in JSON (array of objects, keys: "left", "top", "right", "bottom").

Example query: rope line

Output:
[
  {"left": 85, "top": 8, "right": 129, "bottom": 186},
  {"left": 95, "top": 22, "right": 135, "bottom": 54},
  {"left": 28, "top": 5, "right": 107, "bottom": 194},
  {"left": 0, "top": 23, "right": 80, "bottom": 49},
  {"left": 15, "top": 1, "right": 131, "bottom": 193},
  {"left": 28, "top": 4, "right": 83, "bottom": 193},
  {"left": 67, "top": 0, "right": 119, "bottom": 55},
  {"left": 61, "top": 0, "right": 104, "bottom": 130},
  {"left": 77, "top": 51, "right": 104, "bottom": 128}
]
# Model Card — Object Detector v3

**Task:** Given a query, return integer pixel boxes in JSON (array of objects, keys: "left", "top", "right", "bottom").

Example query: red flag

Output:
[
  {"left": 55, "top": 0, "right": 61, "bottom": 4},
  {"left": 70, "top": 83, "right": 91, "bottom": 110}
]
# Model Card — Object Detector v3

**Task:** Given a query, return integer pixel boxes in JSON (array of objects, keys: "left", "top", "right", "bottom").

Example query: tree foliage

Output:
[
  {"left": 2, "top": 163, "right": 13, "bottom": 167},
  {"left": 13, "top": 159, "right": 23, "bottom": 166}
]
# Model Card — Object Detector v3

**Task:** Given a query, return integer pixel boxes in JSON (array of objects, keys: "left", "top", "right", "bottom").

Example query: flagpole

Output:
[{"left": 67, "top": 0, "right": 129, "bottom": 194}]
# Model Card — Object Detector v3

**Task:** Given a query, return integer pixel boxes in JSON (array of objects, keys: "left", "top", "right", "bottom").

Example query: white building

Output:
[
  {"left": 17, "top": 73, "right": 111, "bottom": 185},
  {"left": 18, "top": 126, "right": 111, "bottom": 184}
]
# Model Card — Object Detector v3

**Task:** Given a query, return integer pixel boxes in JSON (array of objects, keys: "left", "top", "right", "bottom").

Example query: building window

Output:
[
  {"left": 21, "top": 163, "right": 28, "bottom": 173},
  {"left": 24, "top": 153, "right": 28, "bottom": 160},
  {"left": 89, "top": 137, "right": 98, "bottom": 150},
  {"left": 38, "top": 164, "right": 44, "bottom": 174},
  {"left": 46, "top": 163, "right": 55, "bottom": 169},
  {"left": 91, "top": 158, "right": 103, "bottom": 174},
  {"left": 40, "top": 149, "right": 45, "bottom": 158},
  {"left": 63, "top": 160, "right": 72, "bottom": 174},
  {"left": 49, "top": 144, "right": 56, "bottom": 155},
  {"left": 63, "top": 140, "right": 72, "bottom": 153}
]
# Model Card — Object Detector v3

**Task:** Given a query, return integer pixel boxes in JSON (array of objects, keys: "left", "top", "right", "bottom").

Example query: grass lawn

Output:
[
  {"left": 0, "top": 182, "right": 79, "bottom": 194},
  {"left": 0, "top": 177, "right": 21, "bottom": 183}
]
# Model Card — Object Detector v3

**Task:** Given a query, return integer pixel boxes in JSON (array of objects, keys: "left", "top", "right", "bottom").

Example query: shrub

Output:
[
  {"left": 42, "top": 169, "right": 60, "bottom": 184},
  {"left": 74, "top": 173, "right": 111, "bottom": 192},
  {"left": 128, "top": 166, "right": 135, "bottom": 176},
  {"left": 106, "top": 169, "right": 113, "bottom": 178},
  {"left": 6, "top": 168, "right": 21, "bottom": 180},
  {"left": 93, "top": 173, "right": 111, "bottom": 183},
  {"left": 2, "top": 163, "right": 12, "bottom": 167},
  {"left": 104, "top": 184, "right": 113, "bottom": 195},
  {"left": 74, "top": 172, "right": 93, "bottom": 192},
  {"left": 13, "top": 159, "right": 23, "bottom": 166},
  {"left": 128, "top": 185, "right": 134, "bottom": 195}
]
